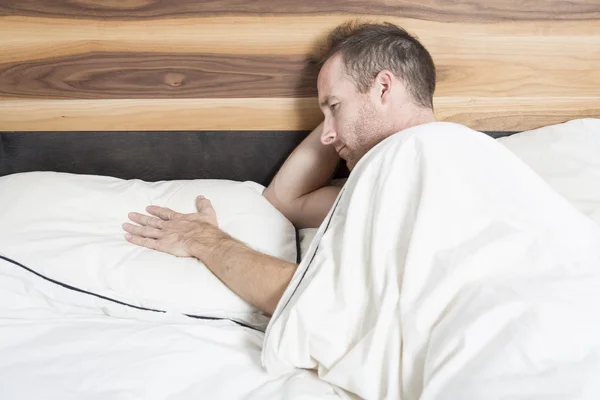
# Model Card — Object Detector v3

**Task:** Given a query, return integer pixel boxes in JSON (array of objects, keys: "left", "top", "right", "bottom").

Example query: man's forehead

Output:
[
  {"left": 317, "top": 55, "right": 346, "bottom": 104},
  {"left": 318, "top": 54, "right": 343, "bottom": 83}
]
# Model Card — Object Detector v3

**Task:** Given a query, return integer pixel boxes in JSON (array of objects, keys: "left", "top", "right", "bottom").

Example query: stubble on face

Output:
[{"left": 341, "top": 96, "right": 388, "bottom": 170}]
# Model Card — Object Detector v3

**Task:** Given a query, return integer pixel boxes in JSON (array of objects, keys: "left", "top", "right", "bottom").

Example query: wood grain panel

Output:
[
  {"left": 0, "top": 7, "right": 598, "bottom": 131},
  {"left": 1, "top": 98, "right": 598, "bottom": 132},
  {"left": 0, "top": 52, "right": 318, "bottom": 99},
  {"left": 1, "top": 0, "right": 598, "bottom": 22},
  {"left": 1, "top": 16, "right": 598, "bottom": 100},
  {"left": 0, "top": 99, "right": 324, "bottom": 131},
  {"left": 2, "top": 16, "right": 597, "bottom": 63},
  {"left": 1, "top": 53, "right": 598, "bottom": 99},
  {"left": 434, "top": 97, "right": 600, "bottom": 131}
]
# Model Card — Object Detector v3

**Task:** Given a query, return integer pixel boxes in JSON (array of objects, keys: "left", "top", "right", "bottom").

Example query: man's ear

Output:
[{"left": 373, "top": 70, "right": 394, "bottom": 105}]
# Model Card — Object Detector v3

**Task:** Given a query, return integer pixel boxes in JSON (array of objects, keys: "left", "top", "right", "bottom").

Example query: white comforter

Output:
[
  {"left": 0, "top": 254, "right": 341, "bottom": 399},
  {"left": 263, "top": 122, "right": 600, "bottom": 399}
]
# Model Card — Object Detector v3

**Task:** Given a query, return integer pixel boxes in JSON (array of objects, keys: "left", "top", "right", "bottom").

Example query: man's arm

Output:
[
  {"left": 263, "top": 122, "right": 341, "bottom": 229},
  {"left": 190, "top": 225, "right": 296, "bottom": 316},
  {"left": 123, "top": 198, "right": 296, "bottom": 316}
]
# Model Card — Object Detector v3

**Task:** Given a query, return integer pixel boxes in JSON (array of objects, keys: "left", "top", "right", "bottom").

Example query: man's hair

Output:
[{"left": 316, "top": 20, "right": 436, "bottom": 109}]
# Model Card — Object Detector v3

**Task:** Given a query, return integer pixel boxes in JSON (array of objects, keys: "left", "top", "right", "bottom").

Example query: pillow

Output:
[
  {"left": 498, "top": 118, "right": 600, "bottom": 226},
  {"left": 298, "top": 228, "right": 318, "bottom": 261},
  {"left": 0, "top": 172, "right": 297, "bottom": 327}
]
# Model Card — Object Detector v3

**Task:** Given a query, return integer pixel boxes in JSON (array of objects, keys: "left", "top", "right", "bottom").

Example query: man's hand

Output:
[
  {"left": 123, "top": 195, "right": 220, "bottom": 258},
  {"left": 123, "top": 195, "right": 297, "bottom": 315}
]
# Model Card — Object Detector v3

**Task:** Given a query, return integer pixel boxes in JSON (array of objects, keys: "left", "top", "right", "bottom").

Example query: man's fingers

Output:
[
  {"left": 125, "top": 233, "right": 159, "bottom": 251},
  {"left": 128, "top": 212, "right": 166, "bottom": 228},
  {"left": 146, "top": 205, "right": 181, "bottom": 221},
  {"left": 125, "top": 232, "right": 187, "bottom": 258},
  {"left": 122, "top": 222, "right": 163, "bottom": 239}
]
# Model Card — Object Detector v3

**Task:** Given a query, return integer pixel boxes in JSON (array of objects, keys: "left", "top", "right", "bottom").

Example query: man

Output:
[{"left": 122, "top": 21, "right": 436, "bottom": 316}]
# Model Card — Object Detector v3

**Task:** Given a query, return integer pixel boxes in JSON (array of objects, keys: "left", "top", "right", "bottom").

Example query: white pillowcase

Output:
[
  {"left": 298, "top": 228, "right": 318, "bottom": 261},
  {"left": 0, "top": 172, "right": 297, "bottom": 327},
  {"left": 498, "top": 118, "right": 600, "bottom": 226}
]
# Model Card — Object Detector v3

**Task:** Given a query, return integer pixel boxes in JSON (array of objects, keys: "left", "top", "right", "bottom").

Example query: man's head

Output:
[{"left": 316, "top": 21, "right": 436, "bottom": 170}]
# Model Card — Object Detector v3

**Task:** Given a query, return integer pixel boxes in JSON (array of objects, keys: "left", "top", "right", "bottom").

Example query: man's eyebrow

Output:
[{"left": 319, "top": 95, "right": 339, "bottom": 109}]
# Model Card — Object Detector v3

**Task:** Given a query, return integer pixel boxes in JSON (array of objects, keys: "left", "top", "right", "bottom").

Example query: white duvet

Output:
[
  {"left": 0, "top": 253, "right": 342, "bottom": 399},
  {"left": 263, "top": 122, "right": 600, "bottom": 399}
]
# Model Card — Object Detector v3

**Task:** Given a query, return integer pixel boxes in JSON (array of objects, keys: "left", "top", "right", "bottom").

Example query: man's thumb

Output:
[{"left": 196, "top": 195, "right": 210, "bottom": 211}]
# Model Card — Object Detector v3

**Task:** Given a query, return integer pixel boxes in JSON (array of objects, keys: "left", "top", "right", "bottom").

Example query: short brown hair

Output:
[{"left": 316, "top": 21, "right": 436, "bottom": 109}]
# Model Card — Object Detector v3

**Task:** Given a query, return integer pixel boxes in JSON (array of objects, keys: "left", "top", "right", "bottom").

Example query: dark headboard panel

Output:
[
  {"left": 0, "top": 130, "right": 516, "bottom": 184},
  {"left": 0, "top": 131, "right": 306, "bottom": 185}
]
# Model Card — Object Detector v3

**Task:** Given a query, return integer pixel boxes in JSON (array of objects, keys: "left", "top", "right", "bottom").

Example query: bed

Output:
[{"left": 1, "top": 1, "right": 599, "bottom": 399}]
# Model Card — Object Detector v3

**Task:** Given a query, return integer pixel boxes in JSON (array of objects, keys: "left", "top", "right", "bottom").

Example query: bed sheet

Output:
[{"left": 0, "top": 254, "right": 343, "bottom": 400}]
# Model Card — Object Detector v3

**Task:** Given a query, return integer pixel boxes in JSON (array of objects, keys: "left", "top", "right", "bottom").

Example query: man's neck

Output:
[{"left": 398, "top": 107, "right": 436, "bottom": 132}]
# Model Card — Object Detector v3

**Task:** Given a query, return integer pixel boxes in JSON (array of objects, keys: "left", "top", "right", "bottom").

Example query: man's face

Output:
[{"left": 317, "top": 54, "right": 388, "bottom": 170}]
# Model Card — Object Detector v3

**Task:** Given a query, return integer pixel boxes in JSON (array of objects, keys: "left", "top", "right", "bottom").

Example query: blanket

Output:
[
  {"left": 0, "top": 254, "right": 341, "bottom": 399},
  {"left": 263, "top": 122, "right": 600, "bottom": 399}
]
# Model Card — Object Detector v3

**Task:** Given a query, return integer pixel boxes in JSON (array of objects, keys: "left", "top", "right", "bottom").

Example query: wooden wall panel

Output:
[
  {"left": 2, "top": 97, "right": 597, "bottom": 132},
  {"left": 0, "top": 2, "right": 599, "bottom": 131},
  {"left": 0, "top": 52, "right": 318, "bottom": 99},
  {"left": 1, "top": 0, "right": 598, "bottom": 21}
]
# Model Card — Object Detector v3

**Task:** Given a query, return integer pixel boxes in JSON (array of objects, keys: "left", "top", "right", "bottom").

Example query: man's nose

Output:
[{"left": 320, "top": 120, "right": 337, "bottom": 146}]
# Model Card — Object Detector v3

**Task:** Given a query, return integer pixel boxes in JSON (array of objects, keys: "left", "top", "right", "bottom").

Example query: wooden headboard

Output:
[{"left": 1, "top": 1, "right": 598, "bottom": 132}]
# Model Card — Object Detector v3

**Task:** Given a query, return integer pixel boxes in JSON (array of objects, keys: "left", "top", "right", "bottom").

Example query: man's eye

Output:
[{"left": 330, "top": 103, "right": 340, "bottom": 113}]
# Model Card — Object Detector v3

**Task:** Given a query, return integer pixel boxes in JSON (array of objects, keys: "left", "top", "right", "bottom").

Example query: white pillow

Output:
[
  {"left": 0, "top": 172, "right": 297, "bottom": 328},
  {"left": 298, "top": 228, "right": 318, "bottom": 261},
  {"left": 498, "top": 118, "right": 600, "bottom": 226}
]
